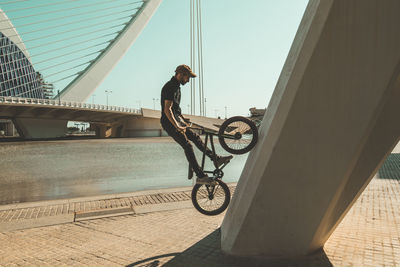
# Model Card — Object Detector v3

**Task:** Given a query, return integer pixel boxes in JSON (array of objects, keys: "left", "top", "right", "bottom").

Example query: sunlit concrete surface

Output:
[
  {"left": 221, "top": 0, "right": 400, "bottom": 258},
  {"left": 0, "top": 172, "right": 399, "bottom": 266}
]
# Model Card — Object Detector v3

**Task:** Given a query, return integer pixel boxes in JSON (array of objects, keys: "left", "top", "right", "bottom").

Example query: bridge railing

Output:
[{"left": 0, "top": 96, "right": 141, "bottom": 114}]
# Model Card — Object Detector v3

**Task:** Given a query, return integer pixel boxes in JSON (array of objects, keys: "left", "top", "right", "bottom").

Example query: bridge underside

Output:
[
  {"left": 0, "top": 104, "right": 139, "bottom": 139},
  {"left": 221, "top": 0, "right": 400, "bottom": 259},
  {"left": 0, "top": 104, "right": 223, "bottom": 139}
]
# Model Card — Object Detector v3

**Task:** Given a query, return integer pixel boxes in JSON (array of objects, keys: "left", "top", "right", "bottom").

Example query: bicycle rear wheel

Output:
[
  {"left": 191, "top": 179, "right": 230, "bottom": 216},
  {"left": 218, "top": 116, "right": 258, "bottom": 154}
]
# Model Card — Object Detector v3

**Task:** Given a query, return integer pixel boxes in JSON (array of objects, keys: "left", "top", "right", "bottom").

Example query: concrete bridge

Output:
[{"left": 0, "top": 96, "right": 223, "bottom": 139}]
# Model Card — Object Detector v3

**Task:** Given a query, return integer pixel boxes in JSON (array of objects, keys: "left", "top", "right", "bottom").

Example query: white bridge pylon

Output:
[
  {"left": 60, "top": 0, "right": 162, "bottom": 102},
  {"left": 221, "top": 0, "right": 400, "bottom": 259}
]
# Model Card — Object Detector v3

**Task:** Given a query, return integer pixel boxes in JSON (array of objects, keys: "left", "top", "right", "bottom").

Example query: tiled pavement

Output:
[
  {"left": 0, "top": 185, "right": 237, "bottom": 224},
  {"left": 0, "top": 166, "right": 399, "bottom": 265}
]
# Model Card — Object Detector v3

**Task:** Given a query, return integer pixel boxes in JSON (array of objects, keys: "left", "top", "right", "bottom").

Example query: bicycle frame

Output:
[{"left": 188, "top": 127, "right": 231, "bottom": 179}]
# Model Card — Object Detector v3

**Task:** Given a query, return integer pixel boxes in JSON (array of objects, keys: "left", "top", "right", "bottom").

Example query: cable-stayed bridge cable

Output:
[
  {"left": 0, "top": 0, "right": 143, "bottom": 22},
  {"left": 0, "top": 0, "right": 150, "bottom": 99},
  {"left": 1, "top": 2, "right": 140, "bottom": 31},
  {"left": 0, "top": 0, "right": 27, "bottom": 5},
  {"left": 1, "top": 9, "right": 136, "bottom": 40}
]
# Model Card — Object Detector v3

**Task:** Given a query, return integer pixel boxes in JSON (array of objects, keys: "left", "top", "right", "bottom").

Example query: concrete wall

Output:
[
  {"left": 13, "top": 118, "right": 67, "bottom": 139},
  {"left": 123, "top": 117, "right": 167, "bottom": 137},
  {"left": 221, "top": 0, "right": 400, "bottom": 259}
]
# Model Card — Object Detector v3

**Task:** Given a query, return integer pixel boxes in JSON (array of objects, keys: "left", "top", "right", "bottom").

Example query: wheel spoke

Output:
[
  {"left": 195, "top": 181, "right": 229, "bottom": 213},
  {"left": 222, "top": 119, "right": 255, "bottom": 152}
]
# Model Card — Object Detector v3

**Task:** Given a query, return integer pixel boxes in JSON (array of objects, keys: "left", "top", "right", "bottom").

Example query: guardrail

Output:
[{"left": 0, "top": 96, "right": 141, "bottom": 115}]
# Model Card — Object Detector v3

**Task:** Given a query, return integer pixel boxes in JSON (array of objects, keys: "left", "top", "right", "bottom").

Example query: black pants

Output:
[{"left": 161, "top": 118, "right": 214, "bottom": 177}]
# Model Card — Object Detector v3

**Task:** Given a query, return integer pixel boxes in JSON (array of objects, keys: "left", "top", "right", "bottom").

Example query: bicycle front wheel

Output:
[
  {"left": 191, "top": 180, "right": 230, "bottom": 216},
  {"left": 218, "top": 116, "right": 258, "bottom": 154}
]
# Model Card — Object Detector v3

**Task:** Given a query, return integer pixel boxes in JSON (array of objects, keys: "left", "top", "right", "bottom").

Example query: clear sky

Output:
[
  {"left": 1, "top": 0, "right": 309, "bottom": 118},
  {"left": 94, "top": 0, "right": 309, "bottom": 117}
]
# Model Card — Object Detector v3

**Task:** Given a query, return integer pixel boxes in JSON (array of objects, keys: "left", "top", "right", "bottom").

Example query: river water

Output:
[{"left": 0, "top": 137, "right": 247, "bottom": 205}]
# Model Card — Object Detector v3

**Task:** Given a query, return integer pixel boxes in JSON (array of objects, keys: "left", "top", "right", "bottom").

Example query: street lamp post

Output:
[
  {"left": 225, "top": 106, "right": 227, "bottom": 119},
  {"left": 136, "top": 100, "right": 141, "bottom": 109},
  {"left": 105, "top": 90, "right": 112, "bottom": 107},
  {"left": 152, "top": 98, "right": 159, "bottom": 110},
  {"left": 214, "top": 109, "right": 219, "bottom": 118},
  {"left": 204, "top": 98, "right": 207, "bottom": 117}
]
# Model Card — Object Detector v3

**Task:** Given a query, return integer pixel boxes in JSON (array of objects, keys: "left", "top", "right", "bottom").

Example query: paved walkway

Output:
[
  {"left": 0, "top": 184, "right": 237, "bottom": 232},
  {"left": 0, "top": 171, "right": 399, "bottom": 266}
]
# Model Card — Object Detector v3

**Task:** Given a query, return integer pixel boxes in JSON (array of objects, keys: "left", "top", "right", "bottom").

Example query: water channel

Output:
[{"left": 0, "top": 137, "right": 247, "bottom": 205}]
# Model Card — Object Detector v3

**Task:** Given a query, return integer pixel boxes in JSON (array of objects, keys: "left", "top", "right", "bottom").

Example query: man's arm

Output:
[
  {"left": 164, "top": 100, "right": 186, "bottom": 132},
  {"left": 179, "top": 114, "right": 190, "bottom": 124}
]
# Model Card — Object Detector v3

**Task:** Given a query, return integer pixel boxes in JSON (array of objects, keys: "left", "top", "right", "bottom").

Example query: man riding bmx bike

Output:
[{"left": 160, "top": 64, "right": 232, "bottom": 184}]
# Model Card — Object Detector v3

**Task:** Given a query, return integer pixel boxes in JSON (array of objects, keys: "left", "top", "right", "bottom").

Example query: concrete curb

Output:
[
  {"left": 133, "top": 200, "right": 193, "bottom": 214},
  {"left": 74, "top": 206, "right": 135, "bottom": 221},
  {"left": 0, "top": 185, "right": 196, "bottom": 211},
  {"left": 0, "top": 183, "right": 237, "bottom": 232},
  {"left": 0, "top": 201, "right": 195, "bottom": 232},
  {"left": 0, "top": 183, "right": 237, "bottom": 211},
  {"left": 0, "top": 214, "right": 74, "bottom": 232},
  {"left": 0, "top": 186, "right": 236, "bottom": 232}
]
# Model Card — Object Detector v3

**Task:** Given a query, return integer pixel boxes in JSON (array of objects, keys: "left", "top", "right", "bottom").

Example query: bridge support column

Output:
[
  {"left": 5, "top": 121, "right": 14, "bottom": 136},
  {"left": 92, "top": 123, "right": 125, "bottom": 138},
  {"left": 221, "top": 0, "right": 400, "bottom": 259},
  {"left": 13, "top": 118, "right": 67, "bottom": 139},
  {"left": 92, "top": 124, "right": 109, "bottom": 138}
]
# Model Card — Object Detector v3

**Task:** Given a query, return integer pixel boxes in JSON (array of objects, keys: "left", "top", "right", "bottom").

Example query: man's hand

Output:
[
  {"left": 180, "top": 116, "right": 192, "bottom": 128},
  {"left": 177, "top": 126, "right": 186, "bottom": 133}
]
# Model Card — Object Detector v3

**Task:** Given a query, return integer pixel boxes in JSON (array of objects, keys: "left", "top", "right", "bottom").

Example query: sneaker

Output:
[
  {"left": 214, "top": 155, "right": 233, "bottom": 168},
  {"left": 196, "top": 175, "right": 214, "bottom": 184}
]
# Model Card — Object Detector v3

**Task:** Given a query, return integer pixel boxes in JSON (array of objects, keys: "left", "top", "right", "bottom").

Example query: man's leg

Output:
[
  {"left": 186, "top": 128, "right": 233, "bottom": 168},
  {"left": 161, "top": 121, "right": 205, "bottom": 177},
  {"left": 185, "top": 128, "right": 214, "bottom": 159}
]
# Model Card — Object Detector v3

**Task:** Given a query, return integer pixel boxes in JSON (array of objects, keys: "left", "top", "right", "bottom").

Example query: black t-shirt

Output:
[{"left": 161, "top": 76, "right": 182, "bottom": 122}]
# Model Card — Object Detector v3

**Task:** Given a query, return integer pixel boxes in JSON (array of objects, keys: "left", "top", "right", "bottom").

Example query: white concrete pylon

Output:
[
  {"left": 60, "top": 0, "right": 162, "bottom": 102},
  {"left": 221, "top": 0, "right": 400, "bottom": 258}
]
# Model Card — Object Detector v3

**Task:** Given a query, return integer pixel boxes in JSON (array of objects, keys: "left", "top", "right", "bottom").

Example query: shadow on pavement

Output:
[
  {"left": 126, "top": 253, "right": 180, "bottom": 267},
  {"left": 378, "top": 153, "right": 400, "bottom": 180},
  {"left": 126, "top": 229, "right": 333, "bottom": 267}
]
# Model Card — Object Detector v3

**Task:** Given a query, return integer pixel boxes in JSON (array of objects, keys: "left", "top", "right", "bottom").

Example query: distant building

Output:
[
  {"left": 249, "top": 107, "right": 266, "bottom": 117},
  {"left": 249, "top": 107, "right": 266, "bottom": 127},
  {"left": 0, "top": 32, "right": 46, "bottom": 98},
  {"left": 36, "top": 72, "right": 55, "bottom": 99},
  {"left": 0, "top": 9, "right": 51, "bottom": 99},
  {"left": 0, "top": 9, "right": 53, "bottom": 137}
]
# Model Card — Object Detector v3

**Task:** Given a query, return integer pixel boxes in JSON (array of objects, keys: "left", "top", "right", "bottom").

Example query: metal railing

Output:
[{"left": 0, "top": 96, "right": 141, "bottom": 114}]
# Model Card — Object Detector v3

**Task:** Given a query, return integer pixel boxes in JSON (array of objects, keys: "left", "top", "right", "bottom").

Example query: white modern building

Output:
[{"left": 0, "top": 10, "right": 46, "bottom": 99}]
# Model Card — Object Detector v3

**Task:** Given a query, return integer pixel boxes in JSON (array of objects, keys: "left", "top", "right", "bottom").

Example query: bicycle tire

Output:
[
  {"left": 191, "top": 179, "right": 230, "bottom": 216},
  {"left": 218, "top": 116, "right": 258, "bottom": 155}
]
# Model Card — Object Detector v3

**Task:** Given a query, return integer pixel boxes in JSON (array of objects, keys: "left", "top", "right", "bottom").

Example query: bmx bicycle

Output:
[{"left": 187, "top": 116, "right": 258, "bottom": 216}]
